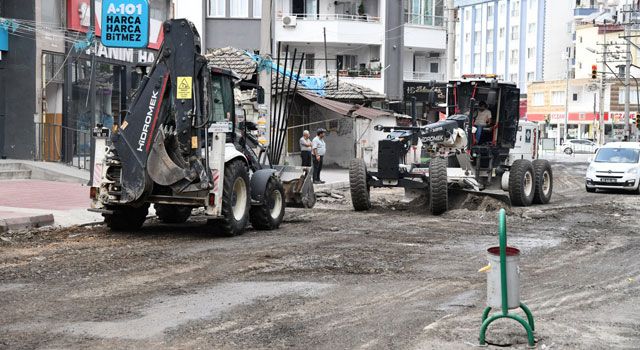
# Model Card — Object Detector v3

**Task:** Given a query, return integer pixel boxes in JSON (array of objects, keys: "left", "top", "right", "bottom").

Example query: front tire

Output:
[
  {"left": 349, "top": 158, "right": 371, "bottom": 211},
  {"left": 218, "top": 160, "right": 251, "bottom": 236},
  {"left": 104, "top": 205, "right": 149, "bottom": 231},
  {"left": 429, "top": 157, "right": 448, "bottom": 215},
  {"left": 532, "top": 159, "right": 553, "bottom": 204},
  {"left": 564, "top": 147, "right": 573, "bottom": 155},
  {"left": 155, "top": 204, "right": 192, "bottom": 224},
  {"left": 509, "top": 160, "right": 535, "bottom": 206},
  {"left": 250, "top": 177, "right": 285, "bottom": 230}
]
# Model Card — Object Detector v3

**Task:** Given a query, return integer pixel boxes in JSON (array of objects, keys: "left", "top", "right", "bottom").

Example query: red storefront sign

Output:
[{"left": 67, "top": 0, "right": 164, "bottom": 50}]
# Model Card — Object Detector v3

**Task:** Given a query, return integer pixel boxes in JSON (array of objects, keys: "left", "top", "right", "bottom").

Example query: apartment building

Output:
[
  {"left": 453, "top": 0, "right": 574, "bottom": 93},
  {"left": 174, "top": 0, "right": 448, "bottom": 105}
]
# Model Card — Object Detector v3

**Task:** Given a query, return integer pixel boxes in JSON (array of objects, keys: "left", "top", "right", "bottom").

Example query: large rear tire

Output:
[
  {"left": 532, "top": 159, "right": 553, "bottom": 204},
  {"left": 218, "top": 159, "right": 251, "bottom": 236},
  {"left": 104, "top": 205, "right": 149, "bottom": 231},
  {"left": 155, "top": 204, "right": 192, "bottom": 224},
  {"left": 509, "top": 159, "right": 535, "bottom": 206},
  {"left": 349, "top": 158, "right": 371, "bottom": 211},
  {"left": 429, "top": 157, "right": 448, "bottom": 215},
  {"left": 250, "top": 177, "right": 286, "bottom": 230}
]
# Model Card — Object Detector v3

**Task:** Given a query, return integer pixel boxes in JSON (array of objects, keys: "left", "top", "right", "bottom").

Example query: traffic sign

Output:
[{"left": 101, "top": 0, "right": 149, "bottom": 48}]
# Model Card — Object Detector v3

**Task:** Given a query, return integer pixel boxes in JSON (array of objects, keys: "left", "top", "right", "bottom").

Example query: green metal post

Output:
[{"left": 479, "top": 209, "right": 536, "bottom": 347}]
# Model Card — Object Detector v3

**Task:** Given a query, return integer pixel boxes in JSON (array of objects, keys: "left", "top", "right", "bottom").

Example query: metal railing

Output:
[
  {"left": 34, "top": 122, "right": 92, "bottom": 170},
  {"left": 405, "top": 14, "right": 446, "bottom": 27},
  {"left": 278, "top": 13, "right": 381, "bottom": 22},
  {"left": 403, "top": 71, "right": 445, "bottom": 81}
]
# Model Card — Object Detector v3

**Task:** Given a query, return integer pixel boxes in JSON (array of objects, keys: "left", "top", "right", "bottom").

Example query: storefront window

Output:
[{"left": 70, "top": 59, "right": 123, "bottom": 153}]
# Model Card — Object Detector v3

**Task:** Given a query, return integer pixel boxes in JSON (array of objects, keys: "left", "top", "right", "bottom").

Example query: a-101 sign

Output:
[{"left": 101, "top": 0, "right": 149, "bottom": 48}]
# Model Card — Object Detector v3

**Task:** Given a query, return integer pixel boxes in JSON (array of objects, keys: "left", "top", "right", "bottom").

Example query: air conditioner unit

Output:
[{"left": 282, "top": 16, "right": 297, "bottom": 27}]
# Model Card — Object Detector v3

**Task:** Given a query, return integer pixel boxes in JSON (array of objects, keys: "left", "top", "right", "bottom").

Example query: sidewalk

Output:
[
  {"left": 314, "top": 168, "right": 349, "bottom": 191},
  {"left": 0, "top": 180, "right": 102, "bottom": 233}
]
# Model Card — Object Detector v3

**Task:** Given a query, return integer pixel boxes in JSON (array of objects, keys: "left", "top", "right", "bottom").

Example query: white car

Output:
[
  {"left": 585, "top": 142, "right": 640, "bottom": 193},
  {"left": 561, "top": 139, "right": 598, "bottom": 154}
]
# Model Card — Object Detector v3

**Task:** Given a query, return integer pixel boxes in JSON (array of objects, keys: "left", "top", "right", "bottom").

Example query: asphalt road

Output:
[{"left": 1, "top": 161, "right": 639, "bottom": 349}]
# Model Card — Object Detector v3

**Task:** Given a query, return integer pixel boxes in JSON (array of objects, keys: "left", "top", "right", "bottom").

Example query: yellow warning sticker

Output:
[{"left": 177, "top": 76, "right": 192, "bottom": 99}]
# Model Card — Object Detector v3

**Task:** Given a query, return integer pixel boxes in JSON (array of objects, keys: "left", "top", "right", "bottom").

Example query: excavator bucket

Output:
[
  {"left": 274, "top": 165, "right": 315, "bottom": 208},
  {"left": 147, "top": 126, "right": 191, "bottom": 186}
]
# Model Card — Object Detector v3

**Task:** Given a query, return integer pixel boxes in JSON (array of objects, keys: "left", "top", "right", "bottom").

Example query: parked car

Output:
[
  {"left": 585, "top": 142, "right": 640, "bottom": 193},
  {"left": 561, "top": 139, "right": 598, "bottom": 154}
]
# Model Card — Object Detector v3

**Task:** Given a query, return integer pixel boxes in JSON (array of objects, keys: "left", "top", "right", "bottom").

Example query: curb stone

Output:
[{"left": 0, "top": 214, "right": 55, "bottom": 233}]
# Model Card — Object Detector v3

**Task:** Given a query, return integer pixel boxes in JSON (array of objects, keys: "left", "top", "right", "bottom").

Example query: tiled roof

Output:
[
  {"left": 205, "top": 47, "right": 257, "bottom": 80},
  {"left": 206, "top": 47, "right": 386, "bottom": 102}
]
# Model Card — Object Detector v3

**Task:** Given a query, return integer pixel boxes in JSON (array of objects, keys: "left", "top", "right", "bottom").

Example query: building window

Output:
[
  {"left": 573, "top": 93, "right": 579, "bottom": 101},
  {"left": 578, "top": 62, "right": 582, "bottom": 69},
  {"left": 511, "top": 25, "right": 519, "bottom": 40},
  {"left": 474, "top": 30, "right": 481, "bottom": 46},
  {"left": 465, "top": 33, "right": 471, "bottom": 42},
  {"left": 337, "top": 55, "right": 358, "bottom": 70},
  {"left": 474, "top": 53, "right": 481, "bottom": 69},
  {"left": 498, "top": 50, "right": 505, "bottom": 61},
  {"left": 579, "top": 36, "right": 582, "bottom": 43},
  {"left": 408, "top": 0, "right": 445, "bottom": 26},
  {"left": 499, "top": 27, "right": 505, "bottom": 38},
  {"left": 305, "top": 53, "right": 315, "bottom": 75},
  {"left": 487, "top": 4, "right": 494, "bottom": 22},
  {"left": 619, "top": 89, "right": 640, "bottom": 104},
  {"left": 42, "top": 0, "right": 63, "bottom": 27},
  {"left": 527, "top": 72, "right": 535, "bottom": 81},
  {"left": 532, "top": 92, "right": 544, "bottom": 106},
  {"left": 230, "top": 0, "right": 249, "bottom": 17},
  {"left": 486, "top": 52, "right": 494, "bottom": 69},
  {"left": 464, "top": 54, "right": 470, "bottom": 66},
  {"left": 527, "top": 47, "right": 536, "bottom": 59},
  {"left": 499, "top": 3, "right": 505, "bottom": 14},
  {"left": 486, "top": 29, "right": 494, "bottom": 45},
  {"left": 528, "top": 23, "right": 536, "bottom": 33},
  {"left": 529, "top": 0, "right": 537, "bottom": 9},
  {"left": 551, "top": 91, "right": 565, "bottom": 105},
  {"left": 253, "top": 0, "right": 262, "bottom": 18},
  {"left": 509, "top": 73, "right": 518, "bottom": 82},
  {"left": 430, "top": 62, "right": 439, "bottom": 73},
  {"left": 511, "top": 0, "right": 520, "bottom": 17},
  {"left": 510, "top": 49, "right": 518, "bottom": 65},
  {"left": 208, "top": 0, "right": 225, "bottom": 17}
]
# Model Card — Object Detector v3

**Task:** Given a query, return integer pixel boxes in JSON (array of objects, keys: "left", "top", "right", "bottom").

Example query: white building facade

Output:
[{"left": 454, "top": 0, "right": 574, "bottom": 93}]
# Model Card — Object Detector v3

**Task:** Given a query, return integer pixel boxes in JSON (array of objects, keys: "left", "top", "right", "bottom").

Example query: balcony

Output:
[
  {"left": 275, "top": 13, "right": 384, "bottom": 45},
  {"left": 403, "top": 15, "right": 446, "bottom": 50},
  {"left": 574, "top": 8, "right": 599, "bottom": 17},
  {"left": 403, "top": 71, "right": 445, "bottom": 82}
]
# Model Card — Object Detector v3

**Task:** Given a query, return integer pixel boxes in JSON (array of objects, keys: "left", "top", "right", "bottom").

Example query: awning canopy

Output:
[{"left": 298, "top": 91, "right": 391, "bottom": 119}]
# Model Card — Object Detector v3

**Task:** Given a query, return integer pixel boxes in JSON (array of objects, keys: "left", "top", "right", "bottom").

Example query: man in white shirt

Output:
[
  {"left": 475, "top": 101, "right": 492, "bottom": 144},
  {"left": 299, "top": 130, "right": 312, "bottom": 166},
  {"left": 312, "top": 128, "right": 326, "bottom": 184}
]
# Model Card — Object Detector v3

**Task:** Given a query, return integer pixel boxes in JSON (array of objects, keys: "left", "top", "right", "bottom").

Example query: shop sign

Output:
[
  {"left": 0, "top": 27, "right": 7, "bottom": 51},
  {"left": 101, "top": 0, "right": 149, "bottom": 48},
  {"left": 85, "top": 42, "right": 156, "bottom": 63}
]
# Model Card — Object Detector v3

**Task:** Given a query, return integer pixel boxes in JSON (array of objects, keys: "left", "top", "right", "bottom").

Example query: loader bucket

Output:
[
  {"left": 147, "top": 126, "right": 191, "bottom": 186},
  {"left": 273, "top": 165, "right": 315, "bottom": 208}
]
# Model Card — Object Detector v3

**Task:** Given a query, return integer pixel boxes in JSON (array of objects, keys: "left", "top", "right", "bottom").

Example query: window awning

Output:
[{"left": 298, "top": 91, "right": 391, "bottom": 119}]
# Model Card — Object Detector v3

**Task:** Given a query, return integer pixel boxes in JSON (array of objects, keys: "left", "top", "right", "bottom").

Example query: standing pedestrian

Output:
[
  {"left": 299, "top": 130, "right": 312, "bottom": 166},
  {"left": 312, "top": 128, "right": 326, "bottom": 184}
]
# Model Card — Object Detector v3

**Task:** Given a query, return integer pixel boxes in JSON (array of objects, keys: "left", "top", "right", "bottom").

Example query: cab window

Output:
[{"left": 208, "top": 74, "right": 235, "bottom": 123}]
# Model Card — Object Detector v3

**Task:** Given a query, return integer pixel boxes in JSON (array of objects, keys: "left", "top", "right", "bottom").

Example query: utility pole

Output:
[
  {"left": 598, "top": 20, "right": 607, "bottom": 145},
  {"left": 89, "top": 0, "right": 97, "bottom": 127},
  {"left": 258, "top": 0, "right": 272, "bottom": 149},
  {"left": 623, "top": 4, "right": 631, "bottom": 140},
  {"left": 323, "top": 27, "right": 328, "bottom": 77},
  {"left": 446, "top": 0, "right": 456, "bottom": 79},
  {"left": 563, "top": 48, "right": 570, "bottom": 142}
]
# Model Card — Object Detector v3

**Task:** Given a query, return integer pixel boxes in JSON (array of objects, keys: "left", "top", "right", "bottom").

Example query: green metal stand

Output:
[{"left": 479, "top": 209, "right": 536, "bottom": 347}]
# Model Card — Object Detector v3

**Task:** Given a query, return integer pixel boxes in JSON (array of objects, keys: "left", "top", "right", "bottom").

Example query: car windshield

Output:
[{"left": 594, "top": 148, "right": 640, "bottom": 163}]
